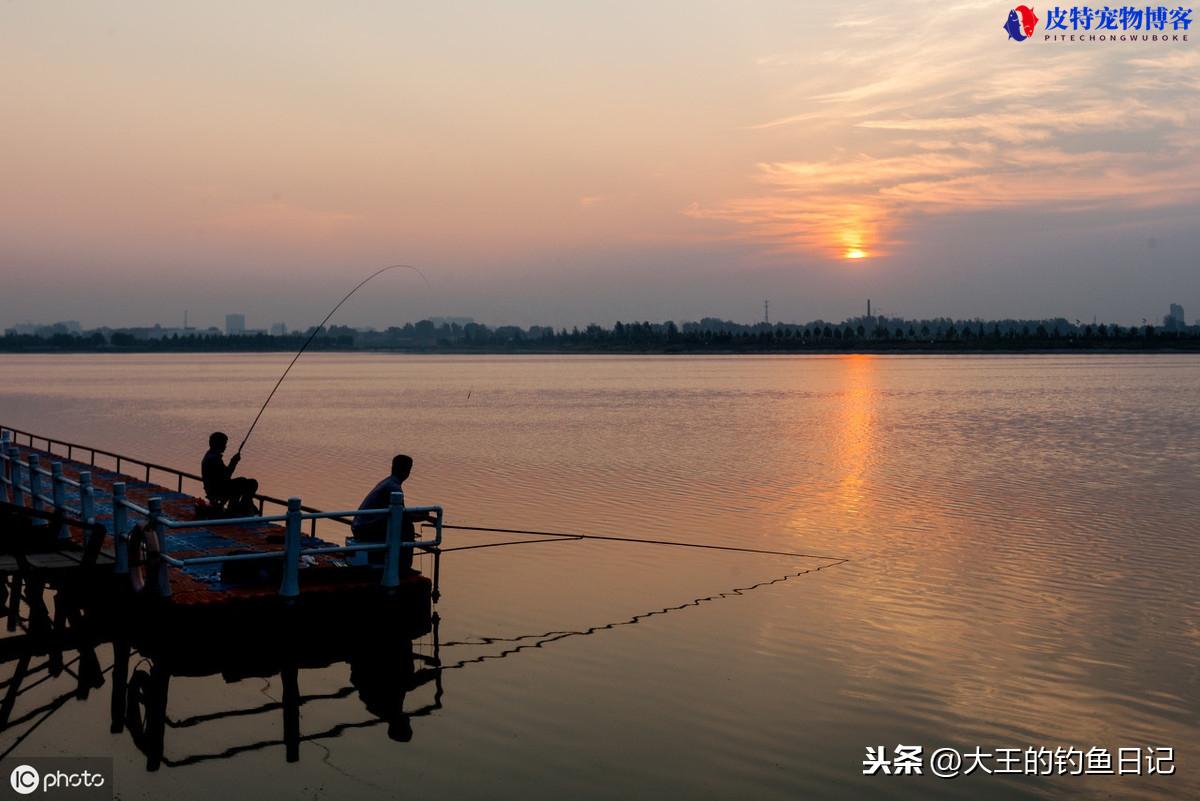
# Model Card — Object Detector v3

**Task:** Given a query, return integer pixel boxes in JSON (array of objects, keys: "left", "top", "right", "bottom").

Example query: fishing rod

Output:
[
  {"left": 438, "top": 523, "right": 849, "bottom": 562},
  {"left": 236, "top": 264, "right": 430, "bottom": 455}
]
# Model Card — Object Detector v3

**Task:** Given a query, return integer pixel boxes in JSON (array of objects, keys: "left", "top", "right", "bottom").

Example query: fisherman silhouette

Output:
[
  {"left": 352, "top": 454, "right": 431, "bottom": 574},
  {"left": 201, "top": 432, "right": 259, "bottom": 516}
]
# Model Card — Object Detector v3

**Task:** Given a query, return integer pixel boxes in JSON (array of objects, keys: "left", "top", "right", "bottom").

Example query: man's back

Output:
[
  {"left": 201, "top": 449, "right": 229, "bottom": 498},
  {"left": 353, "top": 475, "right": 405, "bottom": 533}
]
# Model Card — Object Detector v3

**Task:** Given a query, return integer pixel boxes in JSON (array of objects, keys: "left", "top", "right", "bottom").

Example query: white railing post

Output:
[
  {"left": 7, "top": 448, "right": 23, "bottom": 507},
  {"left": 279, "top": 497, "right": 302, "bottom": 598},
  {"left": 28, "top": 454, "right": 44, "bottom": 524},
  {"left": 148, "top": 497, "right": 171, "bottom": 598},
  {"left": 113, "top": 483, "right": 129, "bottom": 575},
  {"left": 51, "top": 462, "right": 68, "bottom": 538},
  {"left": 0, "top": 443, "right": 9, "bottom": 504},
  {"left": 79, "top": 472, "right": 95, "bottom": 523},
  {"left": 0, "top": 432, "right": 9, "bottom": 503},
  {"left": 381, "top": 491, "right": 405, "bottom": 589}
]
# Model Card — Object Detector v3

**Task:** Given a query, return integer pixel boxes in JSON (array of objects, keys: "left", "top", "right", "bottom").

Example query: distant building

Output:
[
  {"left": 270, "top": 322, "right": 288, "bottom": 336},
  {"left": 1163, "top": 303, "right": 1186, "bottom": 330},
  {"left": 225, "top": 314, "right": 246, "bottom": 335},
  {"left": 428, "top": 316, "right": 475, "bottom": 327},
  {"left": 6, "top": 321, "right": 82, "bottom": 336}
]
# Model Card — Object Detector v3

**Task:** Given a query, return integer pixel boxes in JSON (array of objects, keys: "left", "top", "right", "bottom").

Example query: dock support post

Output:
[
  {"left": 110, "top": 639, "right": 130, "bottom": 733},
  {"left": 5, "top": 575, "right": 20, "bottom": 632},
  {"left": 28, "top": 454, "right": 45, "bottom": 525},
  {"left": 432, "top": 547, "right": 441, "bottom": 602},
  {"left": 112, "top": 483, "right": 129, "bottom": 575},
  {"left": 146, "top": 660, "right": 170, "bottom": 772},
  {"left": 51, "top": 462, "right": 68, "bottom": 538},
  {"left": 148, "top": 498, "right": 171, "bottom": 598},
  {"left": 279, "top": 497, "right": 302, "bottom": 598},
  {"left": 7, "top": 448, "right": 22, "bottom": 507},
  {"left": 381, "top": 491, "right": 405, "bottom": 589}
]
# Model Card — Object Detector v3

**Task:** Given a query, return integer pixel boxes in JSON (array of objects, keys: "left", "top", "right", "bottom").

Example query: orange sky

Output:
[{"left": 1, "top": 2, "right": 1197, "bottom": 327}]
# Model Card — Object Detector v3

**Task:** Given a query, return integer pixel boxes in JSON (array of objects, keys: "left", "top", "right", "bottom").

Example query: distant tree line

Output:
[{"left": 3, "top": 317, "right": 1199, "bottom": 353}]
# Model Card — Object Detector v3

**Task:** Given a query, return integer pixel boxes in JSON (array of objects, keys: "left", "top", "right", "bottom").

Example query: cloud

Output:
[
  {"left": 693, "top": 3, "right": 1200, "bottom": 259},
  {"left": 203, "top": 201, "right": 359, "bottom": 240}
]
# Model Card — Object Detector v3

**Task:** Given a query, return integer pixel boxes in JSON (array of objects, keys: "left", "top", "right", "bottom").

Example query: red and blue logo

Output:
[{"left": 1004, "top": 5, "right": 1040, "bottom": 39}]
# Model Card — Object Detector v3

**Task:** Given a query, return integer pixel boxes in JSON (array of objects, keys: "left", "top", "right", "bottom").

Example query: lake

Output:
[{"left": 0, "top": 353, "right": 1196, "bottom": 800}]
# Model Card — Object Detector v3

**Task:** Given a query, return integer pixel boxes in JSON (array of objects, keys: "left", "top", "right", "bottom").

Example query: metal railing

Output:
[
  {"left": 0, "top": 428, "right": 443, "bottom": 600},
  {"left": 0, "top": 424, "right": 336, "bottom": 535}
]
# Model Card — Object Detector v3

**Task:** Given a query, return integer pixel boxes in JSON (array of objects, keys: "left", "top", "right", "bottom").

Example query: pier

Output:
[{"left": 0, "top": 425, "right": 444, "bottom": 611}]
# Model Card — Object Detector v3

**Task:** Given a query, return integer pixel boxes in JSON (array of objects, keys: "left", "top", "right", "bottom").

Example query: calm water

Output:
[{"left": 0, "top": 353, "right": 1197, "bottom": 800}]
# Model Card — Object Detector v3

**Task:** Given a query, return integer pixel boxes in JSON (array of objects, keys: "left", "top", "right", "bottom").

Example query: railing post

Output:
[
  {"left": 113, "top": 483, "right": 129, "bottom": 575},
  {"left": 381, "top": 491, "right": 405, "bottom": 589},
  {"left": 0, "top": 436, "right": 9, "bottom": 504},
  {"left": 79, "top": 472, "right": 95, "bottom": 522},
  {"left": 148, "top": 497, "right": 172, "bottom": 598},
  {"left": 279, "top": 497, "right": 302, "bottom": 598},
  {"left": 51, "top": 462, "right": 68, "bottom": 538},
  {"left": 28, "top": 454, "right": 44, "bottom": 523},
  {"left": 8, "top": 448, "right": 23, "bottom": 507}
]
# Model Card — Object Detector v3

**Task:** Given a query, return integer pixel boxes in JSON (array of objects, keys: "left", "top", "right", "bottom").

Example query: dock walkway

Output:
[{"left": 1, "top": 432, "right": 439, "bottom": 607}]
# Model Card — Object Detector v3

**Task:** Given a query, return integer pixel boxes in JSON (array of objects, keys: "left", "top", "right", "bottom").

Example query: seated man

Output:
[
  {"left": 352, "top": 454, "right": 428, "bottom": 572},
  {"left": 201, "top": 432, "right": 259, "bottom": 516}
]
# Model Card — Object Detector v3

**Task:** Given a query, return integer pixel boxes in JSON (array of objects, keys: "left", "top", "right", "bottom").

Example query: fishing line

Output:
[
  {"left": 237, "top": 263, "right": 430, "bottom": 455},
  {"left": 436, "top": 559, "right": 847, "bottom": 664},
  {"left": 439, "top": 535, "right": 583, "bottom": 552},
  {"left": 438, "top": 523, "right": 850, "bottom": 562}
]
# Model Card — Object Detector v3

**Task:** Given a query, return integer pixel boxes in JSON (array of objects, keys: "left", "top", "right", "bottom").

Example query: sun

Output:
[{"left": 844, "top": 248, "right": 868, "bottom": 260}]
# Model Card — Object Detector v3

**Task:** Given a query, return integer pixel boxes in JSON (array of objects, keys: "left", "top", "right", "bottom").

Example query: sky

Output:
[{"left": 1, "top": 1, "right": 1198, "bottom": 329}]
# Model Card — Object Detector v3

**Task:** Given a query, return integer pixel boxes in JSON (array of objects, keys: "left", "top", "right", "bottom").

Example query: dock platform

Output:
[{"left": 0, "top": 426, "right": 442, "bottom": 611}]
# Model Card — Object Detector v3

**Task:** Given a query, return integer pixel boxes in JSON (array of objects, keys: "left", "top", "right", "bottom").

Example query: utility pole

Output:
[
  {"left": 867, "top": 298, "right": 871, "bottom": 318},
  {"left": 764, "top": 299, "right": 770, "bottom": 325}
]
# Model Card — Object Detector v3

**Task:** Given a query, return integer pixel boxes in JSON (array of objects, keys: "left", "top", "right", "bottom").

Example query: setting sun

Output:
[{"left": 844, "top": 248, "right": 868, "bottom": 260}]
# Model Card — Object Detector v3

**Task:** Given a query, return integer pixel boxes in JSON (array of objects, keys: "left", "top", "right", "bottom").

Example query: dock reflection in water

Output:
[{"left": 0, "top": 551, "right": 845, "bottom": 775}]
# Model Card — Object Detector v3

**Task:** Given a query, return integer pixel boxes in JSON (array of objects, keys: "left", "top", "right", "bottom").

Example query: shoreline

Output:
[{"left": 2, "top": 343, "right": 1199, "bottom": 356}]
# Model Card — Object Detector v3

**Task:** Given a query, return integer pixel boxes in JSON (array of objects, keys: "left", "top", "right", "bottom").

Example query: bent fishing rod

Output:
[{"left": 236, "top": 263, "right": 430, "bottom": 456}]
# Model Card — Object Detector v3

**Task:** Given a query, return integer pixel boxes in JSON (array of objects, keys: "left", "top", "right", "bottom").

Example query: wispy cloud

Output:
[
  {"left": 204, "top": 201, "right": 359, "bottom": 240},
  {"left": 693, "top": 3, "right": 1200, "bottom": 259}
]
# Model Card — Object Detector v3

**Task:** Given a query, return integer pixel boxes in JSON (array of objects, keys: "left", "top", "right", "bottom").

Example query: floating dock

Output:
[
  {"left": 0, "top": 426, "right": 442, "bottom": 613},
  {"left": 0, "top": 425, "right": 450, "bottom": 771}
]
